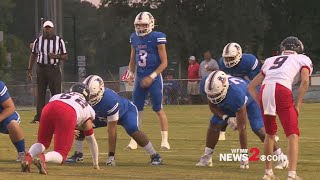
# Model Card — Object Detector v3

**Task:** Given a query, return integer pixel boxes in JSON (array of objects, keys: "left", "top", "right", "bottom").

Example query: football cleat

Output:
[
  {"left": 160, "top": 141, "right": 170, "bottom": 150},
  {"left": 150, "top": 153, "right": 162, "bottom": 165},
  {"left": 17, "top": 152, "right": 25, "bottom": 162},
  {"left": 275, "top": 154, "right": 289, "bottom": 169},
  {"left": 195, "top": 154, "right": 213, "bottom": 167},
  {"left": 287, "top": 175, "right": 302, "bottom": 180},
  {"left": 240, "top": 160, "right": 249, "bottom": 169},
  {"left": 262, "top": 174, "right": 280, "bottom": 180},
  {"left": 219, "top": 132, "right": 226, "bottom": 141},
  {"left": 21, "top": 152, "right": 32, "bottom": 173},
  {"left": 65, "top": 151, "right": 84, "bottom": 163},
  {"left": 106, "top": 156, "right": 116, "bottom": 166},
  {"left": 33, "top": 153, "right": 48, "bottom": 175},
  {"left": 125, "top": 139, "right": 138, "bottom": 150}
]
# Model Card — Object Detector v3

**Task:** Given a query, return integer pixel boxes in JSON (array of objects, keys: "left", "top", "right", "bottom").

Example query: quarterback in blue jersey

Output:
[
  {"left": 195, "top": 71, "right": 288, "bottom": 169},
  {"left": 67, "top": 75, "right": 162, "bottom": 165},
  {"left": 127, "top": 11, "right": 170, "bottom": 150},
  {"left": 0, "top": 81, "right": 26, "bottom": 161}
]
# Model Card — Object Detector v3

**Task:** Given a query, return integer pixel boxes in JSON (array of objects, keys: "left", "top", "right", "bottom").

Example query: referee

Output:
[{"left": 27, "top": 20, "right": 68, "bottom": 123}]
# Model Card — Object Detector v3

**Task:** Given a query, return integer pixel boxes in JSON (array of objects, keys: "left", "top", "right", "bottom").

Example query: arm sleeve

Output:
[
  {"left": 300, "top": 55, "right": 313, "bottom": 75},
  {"left": 85, "top": 134, "right": 99, "bottom": 166},
  {"left": 156, "top": 32, "right": 167, "bottom": 45},
  {"left": 106, "top": 100, "right": 120, "bottom": 122},
  {"left": 248, "top": 58, "right": 262, "bottom": 80},
  {"left": 0, "top": 82, "right": 10, "bottom": 103}
]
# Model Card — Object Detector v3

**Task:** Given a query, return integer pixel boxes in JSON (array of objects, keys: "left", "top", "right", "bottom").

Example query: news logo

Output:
[{"left": 219, "top": 148, "right": 285, "bottom": 162}]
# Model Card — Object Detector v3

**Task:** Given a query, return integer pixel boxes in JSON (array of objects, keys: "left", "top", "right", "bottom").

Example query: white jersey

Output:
[
  {"left": 261, "top": 53, "right": 313, "bottom": 90},
  {"left": 50, "top": 92, "right": 95, "bottom": 126}
]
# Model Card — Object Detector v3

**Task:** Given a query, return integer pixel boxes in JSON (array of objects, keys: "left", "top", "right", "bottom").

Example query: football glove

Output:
[{"left": 227, "top": 117, "right": 237, "bottom": 130}]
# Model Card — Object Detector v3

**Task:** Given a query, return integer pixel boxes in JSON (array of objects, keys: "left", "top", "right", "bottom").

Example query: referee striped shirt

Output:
[{"left": 31, "top": 35, "right": 67, "bottom": 65}]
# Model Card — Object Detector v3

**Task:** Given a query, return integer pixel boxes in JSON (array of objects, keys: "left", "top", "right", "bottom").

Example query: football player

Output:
[
  {"left": 68, "top": 75, "right": 162, "bottom": 166},
  {"left": 196, "top": 71, "right": 288, "bottom": 170},
  {"left": 217, "top": 42, "right": 262, "bottom": 140},
  {"left": 127, "top": 11, "right": 170, "bottom": 150},
  {"left": 21, "top": 83, "right": 99, "bottom": 174},
  {"left": 219, "top": 42, "right": 261, "bottom": 80},
  {"left": 0, "top": 81, "right": 26, "bottom": 161},
  {"left": 248, "top": 36, "right": 312, "bottom": 180}
]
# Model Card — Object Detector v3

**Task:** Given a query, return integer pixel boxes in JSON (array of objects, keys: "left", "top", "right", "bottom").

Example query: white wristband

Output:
[
  {"left": 149, "top": 72, "right": 157, "bottom": 79},
  {"left": 222, "top": 114, "right": 228, "bottom": 121}
]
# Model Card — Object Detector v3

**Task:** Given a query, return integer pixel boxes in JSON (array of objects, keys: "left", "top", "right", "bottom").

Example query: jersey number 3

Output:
[
  {"left": 138, "top": 50, "right": 147, "bottom": 67},
  {"left": 269, "top": 56, "right": 288, "bottom": 70}
]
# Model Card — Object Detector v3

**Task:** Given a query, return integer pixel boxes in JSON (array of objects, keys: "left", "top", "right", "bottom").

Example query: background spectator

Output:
[
  {"left": 199, "top": 50, "right": 219, "bottom": 78},
  {"left": 163, "top": 72, "right": 179, "bottom": 105},
  {"left": 187, "top": 56, "right": 200, "bottom": 104}
]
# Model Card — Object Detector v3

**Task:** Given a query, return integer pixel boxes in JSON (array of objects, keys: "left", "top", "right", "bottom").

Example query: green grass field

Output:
[{"left": 0, "top": 104, "right": 319, "bottom": 180}]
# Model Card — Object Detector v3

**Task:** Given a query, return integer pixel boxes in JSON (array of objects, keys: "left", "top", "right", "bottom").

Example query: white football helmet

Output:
[
  {"left": 205, "top": 70, "right": 229, "bottom": 104},
  {"left": 134, "top": 11, "right": 155, "bottom": 36},
  {"left": 83, "top": 75, "right": 105, "bottom": 106},
  {"left": 222, "top": 42, "right": 242, "bottom": 68}
]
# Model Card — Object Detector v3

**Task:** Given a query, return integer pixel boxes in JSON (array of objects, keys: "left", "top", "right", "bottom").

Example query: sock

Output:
[
  {"left": 28, "top": 143, "right": 45, "bottom": 158},
  {"left": 273, "top": 148, "right": 282, "bottom": 156},
  {"left": 45, "top": 151, "right": 63, "bottom": 164},
  {"left": 205, "top": 147, "right": 213, "bottom": 155},
  {"left": 288, "top": 171, "right": 296, "bottom": 178},
  {"left": 161, "top": 131, "right": 168, "bottom": 143},
  {"left": 13, "top": 139, "right": 25, "bottom": 153},
  {"left": 220, "top": 131, "right": 226, "bottom": 136},
  {"left": 265, "top": 169, "right": 274, "bottom": 175},
  {"left": 143, "top": 142, "right": 156, "bottom": 156},
  {"left": 74, "top": 139, "right": 84, "bottom": 153}
]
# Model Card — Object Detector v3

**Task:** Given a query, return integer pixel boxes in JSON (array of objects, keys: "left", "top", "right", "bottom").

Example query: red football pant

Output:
[
  {"left": 260, "top": 83, "right": 300, "bottom": 137},
  {"left": 37, "top": 100, "right": 77, "bottom": 160}
]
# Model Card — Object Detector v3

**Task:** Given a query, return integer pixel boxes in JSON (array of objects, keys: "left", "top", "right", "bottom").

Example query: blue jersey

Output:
[
  {"left": 0, "top": 81, "right": 11, "bottom": 110},
  {"left": 0, "top": 81, "right": 20, "bottom": 133},
  {"left": 93, "top": 88, "right": 131, "bottom": 122},
  {"left": 200, "top": 76, "right": 264, "bottom": 131},
  {"left": 0, "top": 81, "right": 18, "bottom": 116},
  {"left": 130, "top": 31, "right": 167, "bottom": 77},
  {"left": 219, "top": 53, "right": 261, "bottom": 80},
  {"left": 200, "top": 76, "right": 253, "bottom": 116}
]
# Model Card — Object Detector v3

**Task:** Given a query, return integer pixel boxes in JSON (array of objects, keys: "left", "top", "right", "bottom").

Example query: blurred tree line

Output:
[{"left": 0, "top": 0, "right": 320, "bottom": 82}]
